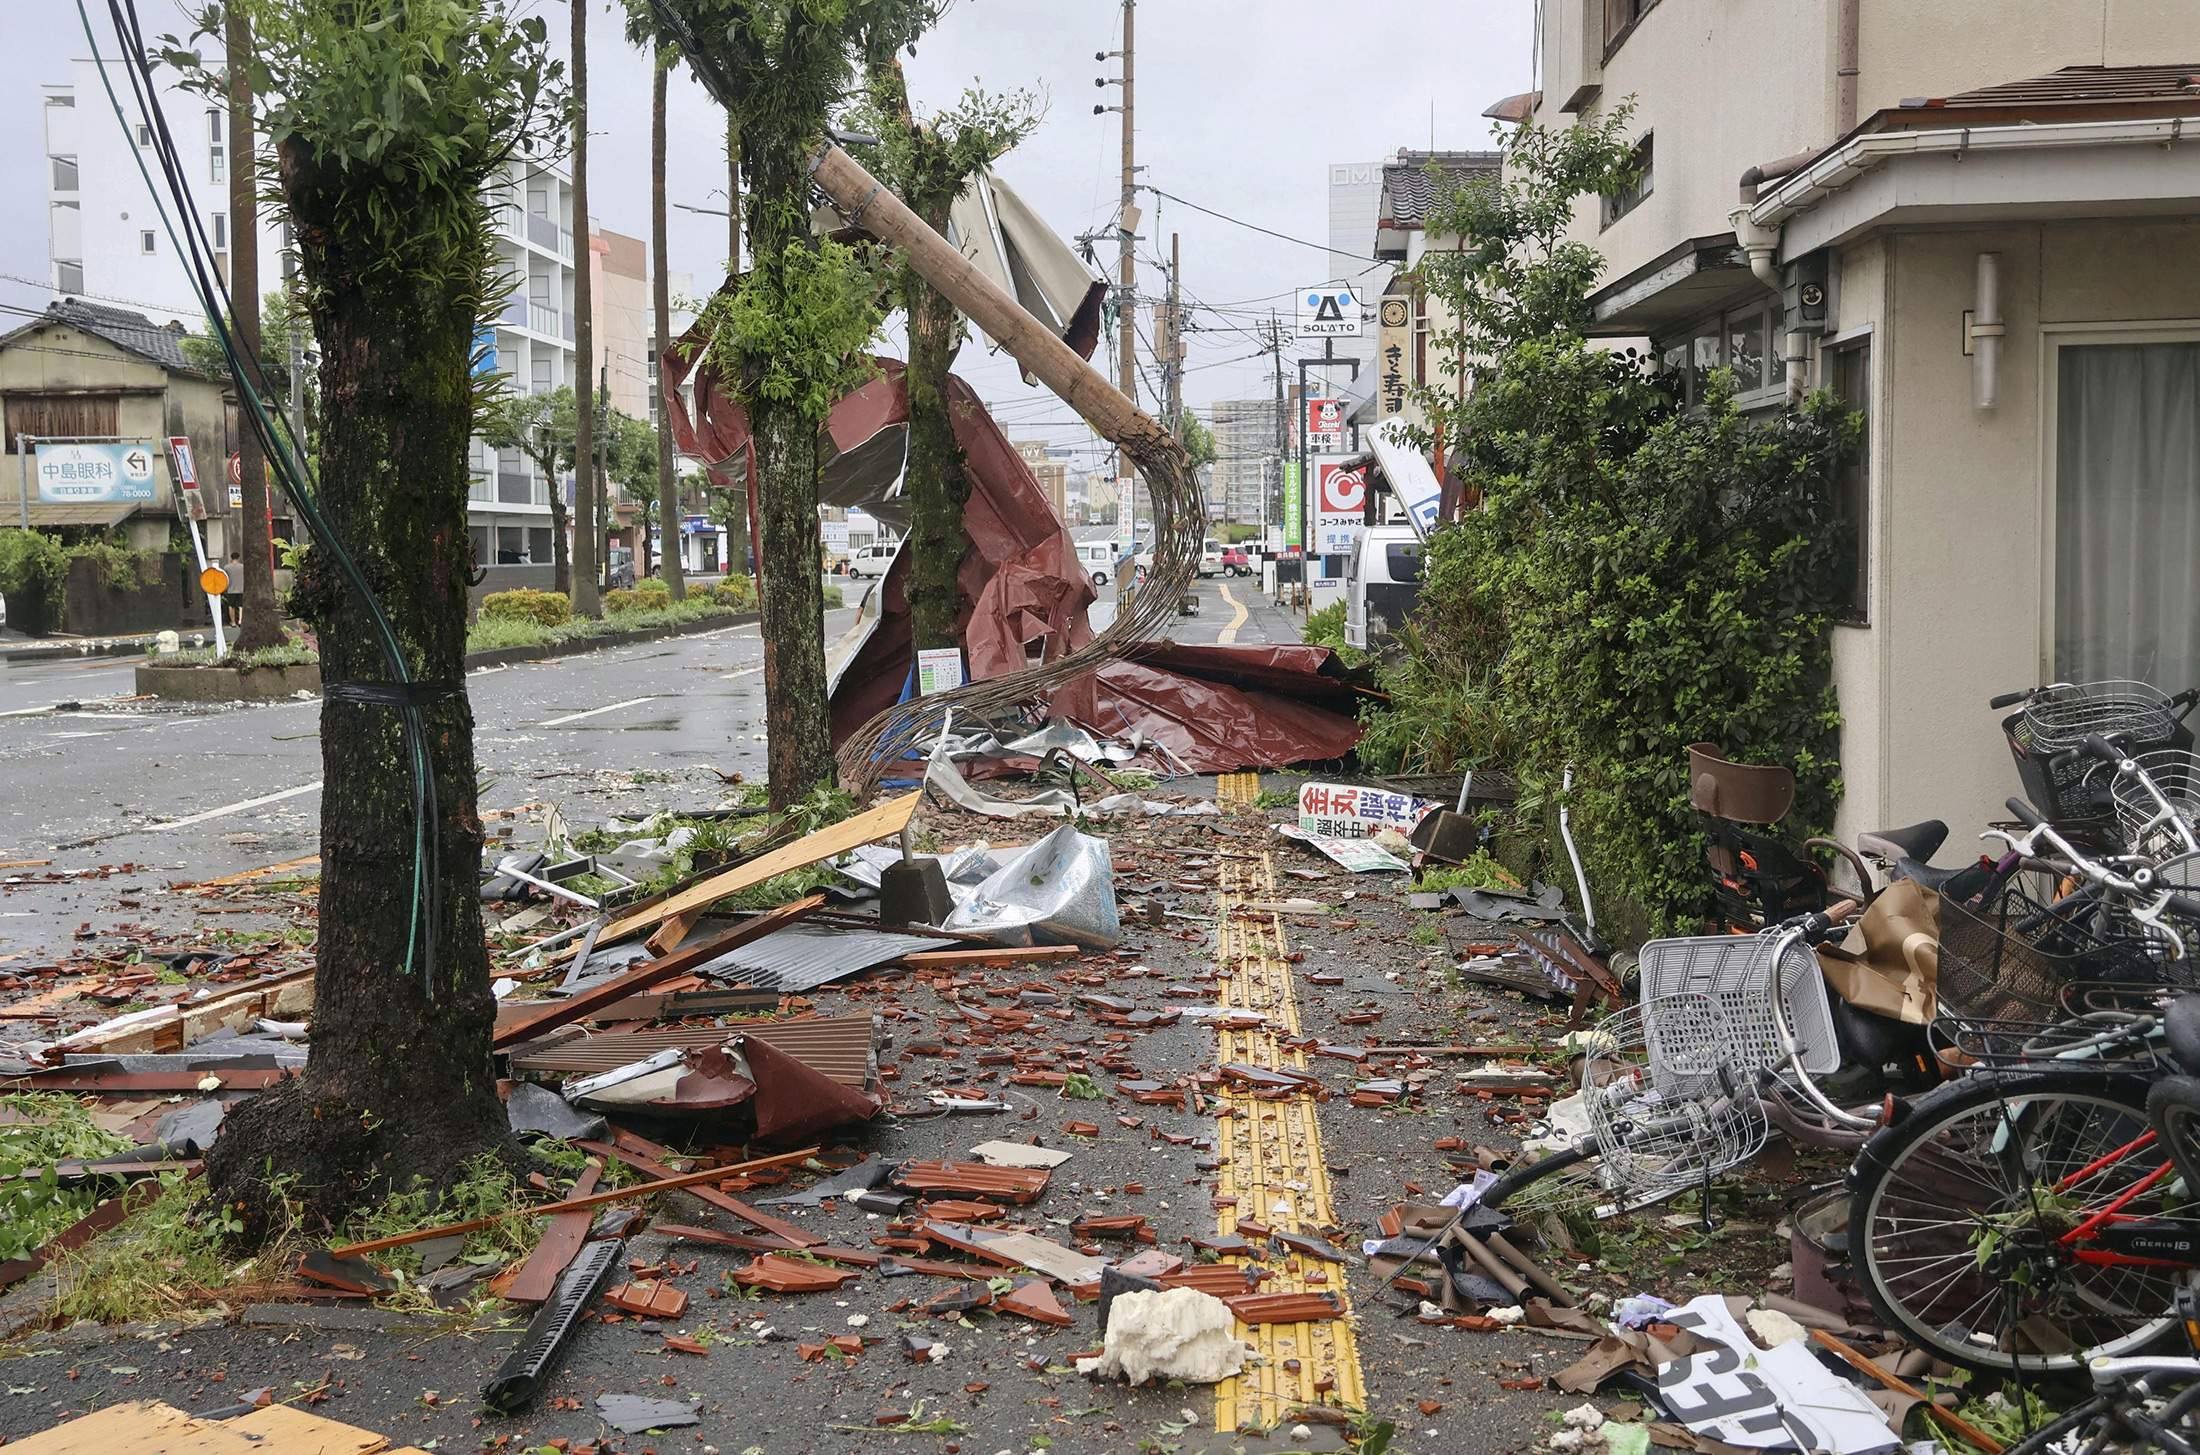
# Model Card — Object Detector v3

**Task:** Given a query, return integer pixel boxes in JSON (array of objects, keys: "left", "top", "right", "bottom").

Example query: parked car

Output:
[
  {"left": 606, "top": 546, "right": 636, "bottom": 591},
  {"left": 1197, "top": 539, "right": 1226, "bottom": 577},
  {"left": 1076, "top": 539, "right": 1117, "bottom": 586},
  {"left": 1344, "top": 525, "right": 1426, "bottom": 649},
  {"left": 848, "top": 541, "right": 899, "bottom": 578},
  {"left": 1218, "top": 548, "right": 1253, "bottom": 577}
]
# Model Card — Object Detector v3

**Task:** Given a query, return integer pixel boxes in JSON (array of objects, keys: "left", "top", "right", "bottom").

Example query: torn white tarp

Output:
[
  {"left": 924, "top": 753, "right": 1217, "bottom": 821},
  {"left": 1656, "top": 1295, "right": 1900, "bottom": 1454},
  {"left": 941, "top": 822, "right": 1120, "bottom": 949}
]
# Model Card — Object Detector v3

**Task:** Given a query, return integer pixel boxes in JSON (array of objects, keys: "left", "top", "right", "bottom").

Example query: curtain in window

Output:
[{"left": 2056, "top": 342, "right": 2200, "bottom": 688}]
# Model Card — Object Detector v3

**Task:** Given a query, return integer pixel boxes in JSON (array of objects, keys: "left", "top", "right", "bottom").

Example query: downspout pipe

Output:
[{"left": 1734, "top": 151, "right": 1820, "bottom": 406}]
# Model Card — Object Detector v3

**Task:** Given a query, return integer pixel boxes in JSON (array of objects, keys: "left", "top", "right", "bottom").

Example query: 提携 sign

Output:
[
  {"left": 1297, "top": 780, "right": 1436, "bottom": 839},
  {"left": 35, "top": 441, "right": 158, "bottom": 503}
]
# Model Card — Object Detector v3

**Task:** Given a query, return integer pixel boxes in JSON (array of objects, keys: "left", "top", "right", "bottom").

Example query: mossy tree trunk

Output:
[
  {"left": 204, "top": 140, "right": 510, "bottom": 1234},
  {"left": 870, "top": 57, "right": 972, "bottom": 652},
  {"left": 744, "top": 127, "right": 836, "bottom": 808},
  {"left": 226, "top": 6, "right": 285, "bottom": 654}
]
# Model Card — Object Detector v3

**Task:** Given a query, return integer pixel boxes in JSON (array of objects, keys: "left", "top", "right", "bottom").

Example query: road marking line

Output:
[
  {"left": 538, "top": 695, "right": 658, "bottom": 727},
  {"left": 152, "top": 780, "right": 323, "bottom": 831},
  {"left": 1212, "top": 851, "right": 1367, "bottom": 1434},
  {"left": 719, "top": 667, "right": 762, "bottom": 681},
  {"left": 1216, "top": 584, "right": 1250, "bottom": 645}
]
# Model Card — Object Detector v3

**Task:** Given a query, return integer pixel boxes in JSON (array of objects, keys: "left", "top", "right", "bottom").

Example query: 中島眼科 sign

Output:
[{"left": 35, "top": 441, "right": 158, "bottom": 503}]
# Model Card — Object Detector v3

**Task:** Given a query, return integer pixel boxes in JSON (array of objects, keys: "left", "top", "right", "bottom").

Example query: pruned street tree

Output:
[
  {"left": 629, "top": 0, "right": 929, "bottom": 808},
  {"left": 855, "top": 38, "right": 1036, "bottom": 649},
  {"left": 173, "top": 0, "right": 569, "bottom": 1234},
  {"left": 479, "top": 384, "right": 580, "bottom": 593}
]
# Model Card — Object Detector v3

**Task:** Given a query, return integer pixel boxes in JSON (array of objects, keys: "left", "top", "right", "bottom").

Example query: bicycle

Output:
[
  {"left": 2002, "top": 1348, "right": 2200, "bottom": 1454},
  {"left": 1849, "top": 740, "right": 2200, "bottom": 1375}
]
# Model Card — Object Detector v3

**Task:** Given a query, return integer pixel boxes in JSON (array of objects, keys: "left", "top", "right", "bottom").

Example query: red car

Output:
[{"left": 1218, "top": 549, "right": 1254, "bottom": 577}]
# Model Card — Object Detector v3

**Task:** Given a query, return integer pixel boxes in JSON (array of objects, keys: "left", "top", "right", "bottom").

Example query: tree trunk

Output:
[
  {"left": 226, "top": 7, "right": 283, "bottom": 654},
  {"left": 867, "top": 56, "right": 973, "bottom": 652},
  {"left": 547, "top": 455, "right": 571, "bottom": 595},
  {"left": 568, "top": 0, "right": 599, "bottom": 617},
  {"left": 652, "top": 48, "right": 685, "bottom": 601},
  {"left": 205, "top": 149, "right": 507, "bottom": 1235},
  {"left": 744, "top": 131, "right": 834, "bottom": 808}
]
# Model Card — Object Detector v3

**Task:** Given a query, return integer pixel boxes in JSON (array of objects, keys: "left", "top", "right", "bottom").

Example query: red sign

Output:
[
  {"left": 227, "top": 452, "right": 244, "bottom": 486},
  {"left": 1304, "top": 397, "right": 1343, "bottom": 439},
  {"left": 1316, "top": 461, "right": 1366, "bottom": 514},
  {"left": 167, "top": 436, "right": 198, "bottom": 488}
]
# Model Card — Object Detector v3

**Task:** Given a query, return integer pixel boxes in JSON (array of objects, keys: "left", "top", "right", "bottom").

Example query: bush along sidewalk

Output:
[{"left": 130, "top": 584, "right": 760, "bottom": 698}]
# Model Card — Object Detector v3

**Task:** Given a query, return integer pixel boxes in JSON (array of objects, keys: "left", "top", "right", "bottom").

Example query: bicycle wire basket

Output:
[
  {"left": 2003, "top": 681, "right": 2192, "bottom": 822},
  {"left": 2109, "top": 749, "right": 2200, "bottom": 891},
  {"left": 1930, "top": 883, "right": 2187, "bottom": 1062},
  {"left": 1637, "top": 928, "right": 1840, "bottom": 1080},
  {"left": 1578, "top": 992, "right": 1769, "bottom": 1215}
]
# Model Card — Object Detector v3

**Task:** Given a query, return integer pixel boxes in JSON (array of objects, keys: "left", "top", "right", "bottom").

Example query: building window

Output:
[
  {"left": 208, "top": 110, "right": 224, "bottom": 183},
  {"left": 50, "top": 157, "right": 77, "bottom": 191},
  {"left": 55, "top": 261, "right": 83, "bottom": 293},
  {"left": 2054, "top": 339, "right": 2200, "bottom": 688},
  {"left": 529, "top": 527, "right": 554, "bottom": 563},
  {"left": 1599, "top": 134, "right": 1652, "bottom": 230},
  {"left": 1603, "top": 0, "right": 1658, "bottom": 51},
  {"left": 212, "top": 213, "right": 227, "bottom": 249},
  {"left": 1659, "top": 303, "right": 1786, "bottom": 407},
  {"left": 1829, "top": 339, "right": 1870, "bottom": 623},
  {"left": 5, "top": 391, "right": 121, "bottom": 441},
  {"left": 139, "top": 229, "right": 157, "bottom": 255},
  {"left": 134, "top": 123, "right": 152, "bottom": 147}
]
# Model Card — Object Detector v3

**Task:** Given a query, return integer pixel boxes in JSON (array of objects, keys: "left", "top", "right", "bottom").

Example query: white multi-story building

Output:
[{"left": 42, "top": 61, "right": 582, "bottom": 590}]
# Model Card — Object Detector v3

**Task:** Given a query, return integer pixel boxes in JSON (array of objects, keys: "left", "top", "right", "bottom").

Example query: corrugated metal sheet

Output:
[
  {"left": 696, "top": 922, "right": 940, "bottom": 993},
  {"left": 571, "top": 922, "right": 938, "bottom": 996},
  {"left": 507, "top": 1012, "right": 876, "bottom": 1088}
]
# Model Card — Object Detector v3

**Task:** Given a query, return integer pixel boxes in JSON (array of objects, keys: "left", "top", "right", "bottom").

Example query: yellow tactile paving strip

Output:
[
  {"left": 1211, "top": 850, "right": 1368, "bottom": 1434},
  {"left": 1216, "top": 770, "right": 1261, "bottom": 807}
]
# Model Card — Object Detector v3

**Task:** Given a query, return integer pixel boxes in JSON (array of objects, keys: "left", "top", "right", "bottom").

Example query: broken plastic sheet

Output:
[
  {"left": 1656, "top": 1295, "right": 1900, "bottom": 1454},
  {"left": 1048, "top": 654, "right": 1364, "bottom": 773},
  {"left": 940, "top": 823, "right": 1120, "bottom": 949}
]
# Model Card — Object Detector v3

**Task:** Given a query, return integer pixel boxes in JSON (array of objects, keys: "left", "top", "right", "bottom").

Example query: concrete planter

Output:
[{"left": 135, "top": 662, "right": 323, "bottom": 703}]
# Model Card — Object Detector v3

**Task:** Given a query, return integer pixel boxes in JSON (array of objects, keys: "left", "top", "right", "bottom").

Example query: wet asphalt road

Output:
[{"left": 0, "top": 574, "right": 1621, "bottom": 1455}]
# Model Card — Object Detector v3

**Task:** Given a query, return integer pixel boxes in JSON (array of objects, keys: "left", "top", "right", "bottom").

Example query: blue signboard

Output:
[{"left": 35, "top": 442, "right": 158, "bottom": 502}]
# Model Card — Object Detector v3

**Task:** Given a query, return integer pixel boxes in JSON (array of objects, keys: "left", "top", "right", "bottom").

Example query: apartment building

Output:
[
  {"left": 1508, "top": 0, "right": 2200, "bottom": 846},
  {"left": 1209, "top": 398, "right": 1278, "bottom": 528},
  {"left": 41, "top": 61, "right": 603, "bottom": 591}
]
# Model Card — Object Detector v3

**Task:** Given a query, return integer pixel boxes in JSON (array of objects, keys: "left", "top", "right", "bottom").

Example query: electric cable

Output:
[{"left": 80, "top": 0, "right": 442, "bottom": 989}]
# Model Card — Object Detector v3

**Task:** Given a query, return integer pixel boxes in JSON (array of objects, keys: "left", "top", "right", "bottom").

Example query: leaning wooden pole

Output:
[{"left": 806, "top": 143, "right": 1205, "bottom": 795}]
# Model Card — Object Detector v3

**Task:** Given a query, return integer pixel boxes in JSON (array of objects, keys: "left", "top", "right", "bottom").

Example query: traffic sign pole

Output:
[{"left": 182, "top": 515, "right": 227, "bottom": 658}]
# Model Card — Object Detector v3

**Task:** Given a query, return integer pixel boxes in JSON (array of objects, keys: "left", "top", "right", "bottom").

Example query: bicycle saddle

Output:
[
  {"left": 1858, "top": 821, "right": 1949, "bottom": 865},
  {"left": 2167, "top": 995, "right": 2200, "bottom": 1076}
]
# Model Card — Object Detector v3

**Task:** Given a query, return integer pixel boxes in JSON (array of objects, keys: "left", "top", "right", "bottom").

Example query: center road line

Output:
[
  {"left": 719, "top": 667, "right": 762, "bottom": 681},
  {"left": 1211, "top": 826, "right": 1368, "bottom": 1434},
  {"left": 1216, "top": 583, "right": 1251, "bottom": 645},
  {"left": 537, "top": 695, "right": 658, "bottom": 727},
  {"left": 55, "top": 779, "right": 327, "bottom": 849}
]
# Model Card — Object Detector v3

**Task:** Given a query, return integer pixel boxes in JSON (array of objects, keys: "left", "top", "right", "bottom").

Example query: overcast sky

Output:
[{"left": 4, "top": 0, "right": 1534, "bottom": 469}]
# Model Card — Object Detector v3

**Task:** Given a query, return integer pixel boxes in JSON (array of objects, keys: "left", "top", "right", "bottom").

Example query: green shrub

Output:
[
  {"left": 633, "top": 581, "right": 672, "bottom": 609},
  {"left": 1303, "top": 601, "right": 1347, "bottom": 651},
  {"left": 71, "top": 538, "right": 161, "bottom": 593},
  {"left": 481, "top": 587, "right": 571, "bottom": 626},
  {"left": 466, "top": 614, "right": 550, "bottom": 652},
  {"left": 0, "top": 529, "right": 68, "bottom": 609},
  {"left": 821, "top": 583, "right": 845, "bottom": 609},
  {"left": 712, "top": 573, "right": 758, "bottom": 609},
  {"left": 603, "top": 587, "right": 639, "bottom": 613}
]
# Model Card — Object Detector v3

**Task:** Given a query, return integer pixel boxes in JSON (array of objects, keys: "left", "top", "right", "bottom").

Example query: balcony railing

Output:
[
  {"left": 527, "top": 300, "right": 561, "bottom": 337},
  {"left": 497, "top": 471, "right": 534, "bottom": 505}
]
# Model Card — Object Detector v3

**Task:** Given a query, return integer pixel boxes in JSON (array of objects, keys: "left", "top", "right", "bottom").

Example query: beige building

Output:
[
  {"left": 1507, "top": 2, "right": 2200, "bottom": 849},
  {"left": 1014, "top": 440, "right": 1075, "bottom": 523},
  {"left": 1, "top": 299, "right": 229, "bottom": 553}
]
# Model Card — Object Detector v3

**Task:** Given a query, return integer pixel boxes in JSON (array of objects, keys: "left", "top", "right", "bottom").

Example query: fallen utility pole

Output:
[
  {"left": 326, "top": 1144, "right": 820, "bottom": 1260},
  {"left": 804, "top": 141, "right": 1204, "bottom": 790}
]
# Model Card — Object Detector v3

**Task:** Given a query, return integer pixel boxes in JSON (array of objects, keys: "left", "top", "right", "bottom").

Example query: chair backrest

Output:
[{"left": 1687, "top": 742, "right": 1796, "bottom": 826}]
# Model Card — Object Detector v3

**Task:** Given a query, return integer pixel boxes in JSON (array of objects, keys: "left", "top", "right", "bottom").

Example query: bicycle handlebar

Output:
[
  {"left": 2006, "top": 796, "right": 2045, "bottom": 828},
  {"left": 1989, "top": 688, "right": 2035, "bottom": 710}
]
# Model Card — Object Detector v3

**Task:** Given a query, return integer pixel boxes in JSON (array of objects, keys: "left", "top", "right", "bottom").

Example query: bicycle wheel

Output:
[
  {"left": 1851, "top": 1070, "right": 2196, "bottom": 1374},
  {"left": 1480, "top": 1141, "right": 1605, "bottom": 1217},
  {"left": 2003, "top": 1396, "right": 2117, "bottom": 1455},
  {"left": 2150, "top": 1076, "right": 2200, "bottom": 1199}
]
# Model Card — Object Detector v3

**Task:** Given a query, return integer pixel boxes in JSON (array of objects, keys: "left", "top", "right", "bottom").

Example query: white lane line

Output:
[
  {"left": 719, "top": 667, "right": 762, "bottom": 681},
  {"left": 1216, "top": 584, "right": 1250, "bottom": 645},
  {"left": 538, "top": 695, "right": 658, "bottom": 727},
  {"left": 151, "top": 780, "right": 323, "bottom": 831}
]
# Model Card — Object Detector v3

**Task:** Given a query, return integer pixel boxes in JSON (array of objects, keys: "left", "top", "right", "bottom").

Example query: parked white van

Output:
[
  {"left": 1344, "top": 525, "right": 1426, "bottom": 649},
  {"left": 848, "top": 541, "right": 900, "bottom": 578},
  {"left": 1076, "top": 540, "right": 1119, "bottom": 586}
]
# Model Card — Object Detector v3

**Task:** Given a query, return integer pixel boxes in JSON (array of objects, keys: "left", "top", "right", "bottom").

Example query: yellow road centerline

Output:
[
  {"left": 1216, "top": 583, "right": 1251, "bottom": 644},
  {"left": 1212, "top": 851, "right": 1366, "bottom": 1434}
]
